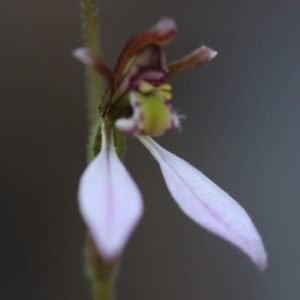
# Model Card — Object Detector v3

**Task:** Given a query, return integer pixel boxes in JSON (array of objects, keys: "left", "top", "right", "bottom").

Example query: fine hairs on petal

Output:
[
  {"left": 139, "top": 137, "right": 267, "bottom": 270},
  {"left": 78, "top": 126, "right": 143, "bottom": 261}
]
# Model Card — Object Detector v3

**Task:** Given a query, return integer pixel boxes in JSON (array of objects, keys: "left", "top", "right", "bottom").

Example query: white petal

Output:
[
  {"left": 139, "top": 137, "right": 267, "bottom": 270},
  {"left": 79, "top": 128, "right": 143, "bottom": 261}
]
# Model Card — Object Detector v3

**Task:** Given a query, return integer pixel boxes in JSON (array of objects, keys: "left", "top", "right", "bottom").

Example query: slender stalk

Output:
[
  {"left": 84, "top": 234, "right": 116, "bottom": 300},
  {"left": 81, "top": 1, "right": 116, "bottom": 300},
  {"left": 81, "top": 0, "right": 102, "bottom": 127}
]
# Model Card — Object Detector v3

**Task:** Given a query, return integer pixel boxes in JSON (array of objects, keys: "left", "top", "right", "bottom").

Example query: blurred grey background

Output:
[{"left": 1, "top": 0, "right": 300, "bottom": 299}]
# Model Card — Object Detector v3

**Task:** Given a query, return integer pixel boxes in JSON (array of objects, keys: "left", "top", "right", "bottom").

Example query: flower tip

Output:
[
  {"left": 254, "top": 250, "right": 268, "bottom": 272},
  {"left": 197, "top": 45, "right": 218, "bottom": 61},
  {"left": 153, "top": 17, "right": 177, "bottom": 36},
  {"left": 72, "top": 47, "right": 93, "bottom": 64},
  {"left": 207, "top": 48, "right": 218, "bottom": 60},
  {"left": 72, "top": 47, "right": 93, "bottom": 65},
  {"left": 258, "top": 260, "right": 268, "bottom": 272}
]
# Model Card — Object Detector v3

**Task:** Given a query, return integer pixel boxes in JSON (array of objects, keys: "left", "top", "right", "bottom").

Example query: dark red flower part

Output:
[{"left": 73, "top": 17, "right": 218, "bottom": 135}]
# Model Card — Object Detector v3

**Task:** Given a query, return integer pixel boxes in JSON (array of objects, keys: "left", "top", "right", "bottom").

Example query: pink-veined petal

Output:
[
  {"left": 78, "top": 127, "right": 143, "bottom": 261},
  {"left": 139, "top": 137, "right": 267, "bottom": 270}
]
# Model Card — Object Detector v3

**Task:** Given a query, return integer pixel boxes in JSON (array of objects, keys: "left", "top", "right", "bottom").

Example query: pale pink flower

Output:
[{"left": 75, "top": 17, "right": 267, "bottom": 270}]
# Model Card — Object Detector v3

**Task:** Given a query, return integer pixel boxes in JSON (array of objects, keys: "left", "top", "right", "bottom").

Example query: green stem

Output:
[
  {"left": 81, "top": 0, "right": 102, "bottom": 127},
  {"left": 84, "top": 234, "right": 116, "bottom": 300},
  {"left": 81, "top": 2, "right": 116, "bottom": 300}
]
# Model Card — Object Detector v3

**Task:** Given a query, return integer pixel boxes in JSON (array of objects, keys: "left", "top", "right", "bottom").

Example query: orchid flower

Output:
[{"left": 75, "top": 17, "right": 267, "bottom": 270}]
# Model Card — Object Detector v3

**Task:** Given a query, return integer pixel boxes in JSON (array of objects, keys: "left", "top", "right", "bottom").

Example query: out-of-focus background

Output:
[{"left": 1, "top": 0, "right": 300, "bottom": 299}]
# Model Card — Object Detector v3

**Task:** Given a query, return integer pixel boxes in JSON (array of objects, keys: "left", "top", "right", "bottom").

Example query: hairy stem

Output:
[
  {"left": 81, "top": 1, "right": 116, "bottom": 300},
  {"left": 81, "top": 0, "right": 102, "bottom": 127}
]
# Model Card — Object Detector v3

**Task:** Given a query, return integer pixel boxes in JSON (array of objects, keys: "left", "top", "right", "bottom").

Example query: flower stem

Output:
[
  {"left": 81, "top": 0, "right": 102, "bottom": 127},
  {"left": 84, "top": 234, "right": 117, "bottom": 300},
  {"left": 81, "top": 1, "right": 116, "bottom": 300}
]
